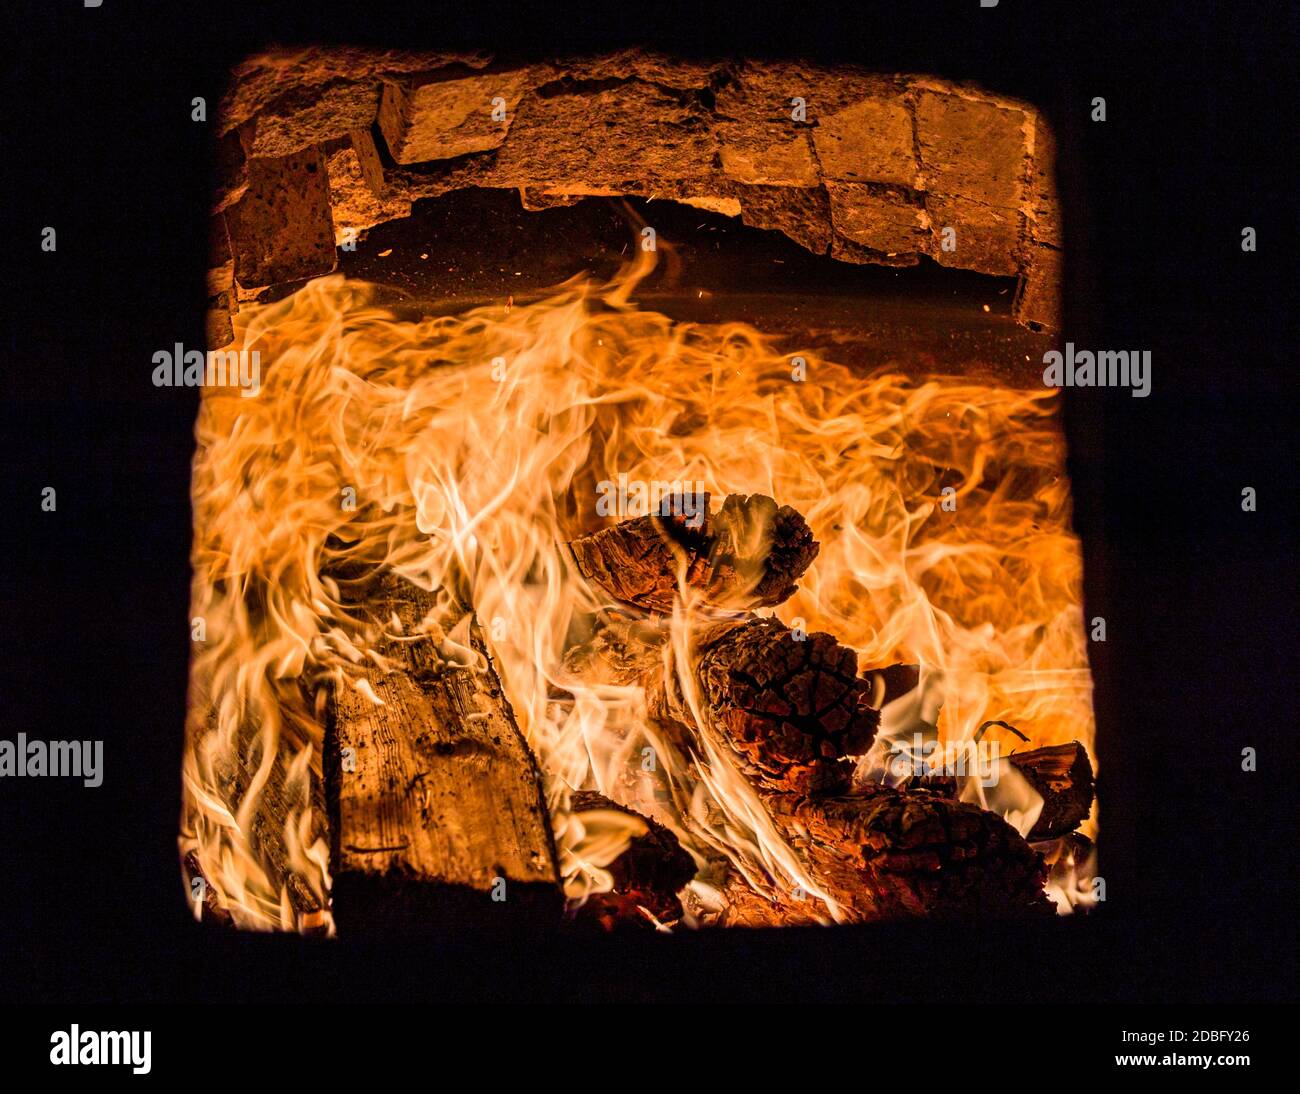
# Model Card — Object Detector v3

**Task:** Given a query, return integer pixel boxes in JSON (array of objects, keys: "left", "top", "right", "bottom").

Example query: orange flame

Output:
[{"left": 180, "top": 249, "right": 1096, "bottom": 929}]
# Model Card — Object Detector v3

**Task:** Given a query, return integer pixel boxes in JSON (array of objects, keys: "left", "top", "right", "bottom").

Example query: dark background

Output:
[{"left": 0, "top": 0, "right": 1294, "bottom": 1019}]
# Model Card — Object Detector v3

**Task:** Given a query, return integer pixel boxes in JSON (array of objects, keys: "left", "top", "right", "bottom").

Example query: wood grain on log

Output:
[
  {"left": 569, "top": 492, "right": 818, "bottom": 613},
  {"left": 327, "top": 575, "right": 562, "bottom": 930}
]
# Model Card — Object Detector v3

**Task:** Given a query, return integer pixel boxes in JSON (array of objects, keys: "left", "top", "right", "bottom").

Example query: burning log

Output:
[
  {"left": 905, "top": 740, "right": 1095, "bottom": 842},
  {"left": 569, "top": 492, "right": 819, "bottom": 612},
  {"left": 327, "top": 574, "right": 563, "bottom": 930},
  {"left": 684, "top": 618, "right": 880, "bottom": 795},
  {"left": 725, "top": 786, "right": 1055, "bottom": 925},
  {"left": 860, "top": 663, "right": 921, "bottom": 709},
  {"left": 565, "top": 497, "right": 875, "bottom": 792},
  {"left": 203, "top": 708, "right": 327, "bottom": 924},
  {"left": 562, "top": 500, "right": 1055, "bottom": 922},
  {"left": 861, "top": 668, "right": 1095, "bottom": 844},
  {"left": 571, "top": 615, "right": 1051, "bottom": 920},
  {"left": 567, "top": 791, "right": 696, "bottom": 930},
  {"left": 565, "top": 614, "right": 880, "bottom": 795},
  {"left": 182, "top": 851, "right": 234, "bottom": 928},
  {"left": 1007, "top": 742, "right": 1095, "bottom": 841},
  {"left": 559, "top": 610, "right": 668, "bottom": 688}
]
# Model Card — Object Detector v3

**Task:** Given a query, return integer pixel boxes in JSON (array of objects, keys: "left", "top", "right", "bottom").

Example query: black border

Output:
[{"left": 0, "top": 0, "right": 1295, "bottom": 1016}]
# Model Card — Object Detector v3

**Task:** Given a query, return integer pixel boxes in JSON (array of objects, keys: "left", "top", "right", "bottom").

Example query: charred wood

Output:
[
  {"left": 569, "top": 492, "right": 818, "bottom": 612},
  {"left": 723, "top": 785, "right": 1054, "bottom": 924},
  {"left": 206, "top": 708, "right": 326, "bottom": 922},
  {"left": 1008, "top": 741, "right": 1095, "bottom": 841},
  {"left": 567, "top": 791, "right": 696, "bottom": 930},
  {"left": 685, "top": 618, "right": 880, "bottom": 795},
  {"left": 905, "top": 740, "right": 1095, "bottom": 842}
]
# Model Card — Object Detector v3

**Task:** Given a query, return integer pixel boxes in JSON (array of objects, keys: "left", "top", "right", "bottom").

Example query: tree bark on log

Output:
[
  {"left": 686, "top": 618, "right": 880, "bottom": 795},
  {"left": 564, "top": 615, "right": 882, "bottom": 795},
  {"left": 569, "top": 492, "right": 819, "bottom": 612},
  {"left": 327, "top": 574, "right": 563, "bottom": 931}
]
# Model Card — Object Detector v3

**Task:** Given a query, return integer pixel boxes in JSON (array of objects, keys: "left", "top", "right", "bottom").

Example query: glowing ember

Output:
[{"left": 179, "top": 251, "right": 1096, "bottom": 931}]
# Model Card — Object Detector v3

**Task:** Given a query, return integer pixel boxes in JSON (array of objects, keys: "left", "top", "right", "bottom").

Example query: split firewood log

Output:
[
  {"left": 569, "top": 492, "right": 818, "bottom": 612},
  {"left": 566, "top": 791, "right": 696, "bottom": 931},
  {"left": 182, "top": 851, "right": 235, "bottom": 928},
  {"left": 327, "top": 573, "right": 563, "bottom": 931},
  {"left": 195, "top": 705, "right": 327, "bottom": 923}
]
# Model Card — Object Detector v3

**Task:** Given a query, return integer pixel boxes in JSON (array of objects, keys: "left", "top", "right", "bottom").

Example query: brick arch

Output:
[{"left": 208, "top": 49, "right": 1061, "bottom": 346}]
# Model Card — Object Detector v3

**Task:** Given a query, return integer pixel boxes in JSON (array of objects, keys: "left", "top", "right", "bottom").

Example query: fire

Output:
[{"left": 179, "top": 248, "right": 1096, "bottom": 930}]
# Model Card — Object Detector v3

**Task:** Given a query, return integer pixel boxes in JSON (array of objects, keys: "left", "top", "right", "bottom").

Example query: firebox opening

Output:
[
  {"left": 185, "top": 50, "right": 1092, "bottom": 937},
  {"left": 328, "top": 189, "right": 1055, "bottom": 388}
]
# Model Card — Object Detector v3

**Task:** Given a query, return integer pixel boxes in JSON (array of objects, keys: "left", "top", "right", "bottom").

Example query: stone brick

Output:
[
  {"left": 206, "top": 293, "right": 235, "bottom": 350},
  {"left": 813, "top": 97, "right": 916, "bottom": 186},
  {"left": 915, "top": 87, "right": 1028, "bottom": 210},
  {"left": 678, "top": 195, "right": 743, "bottom": 217},
  {"left": 206, "top": 215, "right": 235, "bottom": 349},
  {"left": 825, "top": 182, "right": 928, "bottom": 256},
  {"left": 737, "top": 185, "right": 831, "bottom": 254},
  {"left": 518, "top": 188, "right": 586, "bottom": 211},
  {"left": 719, "top": 135, "right": 818, "bottom": 187},
  {"left": 378, "top": 67, "right": 538, "bottom": 163},
  {"left": 715, "top": 61, "right": 900, "bottom": 188},
  {"left": 219, "top": 48, "right": 493, "bottom": 135},
  {"left": 227, "top": 148, "right": 337, "bottom": 288},
  {"left": 924, "top": 193, "right": 1022, "bottom": 277},
  {"left": 207, "top": 214, "right": 233, "bottom": 295},
  {"left": 492, "top": 78, "right": 719, "bottom": 189},
  {"left": 830, "top": 235, "right": 920, "bottom": 267},
  {"left": 716, "top": 61, "right": 901, "bottom": 129},
  {"left": 213, "top": 50, "right": 1062, "bottom": 333},
  {"left": 212, "top": 130, "right": 247, "bottom": 215},
  {"left": 348, "top": 127, "right": 396, "bottom": 196},
  {"left": 325, "top": 138, "right": 412, "bottom": 245},
  {"left": 1015, "top": 245, "right": 1062, "bottom": 332},
  {"left": 553, "top": 50, "right": 722, "bottom": 90},
  {"left": 245, "top": 80, "right": 382, "bottom": 159},
  {"left": 1028, "top": 113, "right": 1063, "bottom": 247}
]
